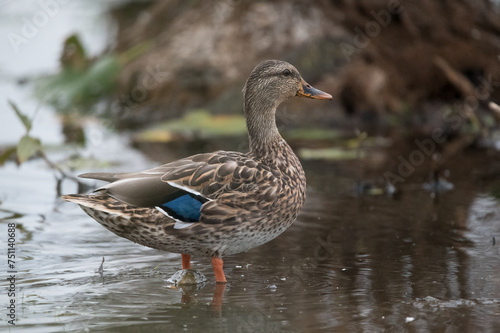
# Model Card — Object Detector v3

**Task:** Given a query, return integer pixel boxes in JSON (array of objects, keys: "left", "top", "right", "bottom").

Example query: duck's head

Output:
[
  {"left": 242, "top": 60, "right": 332, "bottom": 150},
  {"left": 243, "top": 60, "right": 332, "bottom": 111}
]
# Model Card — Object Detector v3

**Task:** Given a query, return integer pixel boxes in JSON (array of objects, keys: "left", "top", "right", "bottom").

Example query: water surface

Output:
[{"left": 1, "top": 137, "right": 500, "bottom": 332}]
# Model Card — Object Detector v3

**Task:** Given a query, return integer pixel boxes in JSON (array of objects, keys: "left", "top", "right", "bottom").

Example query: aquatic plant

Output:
[{"left": 1, "top": 101, "right": 87, "bottom": 194}]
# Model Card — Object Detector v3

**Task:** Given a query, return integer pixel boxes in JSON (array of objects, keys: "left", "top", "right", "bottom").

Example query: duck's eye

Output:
[{"left": 282, "top": 69, "right": 291, "bottom": 76}]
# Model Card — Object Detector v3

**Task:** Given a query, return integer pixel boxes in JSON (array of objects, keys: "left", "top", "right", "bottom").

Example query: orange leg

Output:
[
  {"left": 181, "top": 254, "right": 191, "bottom": 269},
  {"left": 211, "top": 257, "right": 227, "bottom": 283}
]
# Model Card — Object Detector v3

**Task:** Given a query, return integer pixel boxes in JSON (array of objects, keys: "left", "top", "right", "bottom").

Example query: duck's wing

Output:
[
  {"left": 65, "top": 151, "right": 280, "bottom": 231},
  {"left": 78, "top": 151, "right": 276, "bottom": 209}
]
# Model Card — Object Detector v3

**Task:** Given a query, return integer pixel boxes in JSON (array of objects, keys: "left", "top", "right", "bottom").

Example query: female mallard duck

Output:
[{"left": 63, "top": 60, "right": 331, "bottom": 283}]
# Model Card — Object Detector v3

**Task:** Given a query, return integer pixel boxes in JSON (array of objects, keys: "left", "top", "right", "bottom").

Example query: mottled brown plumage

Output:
[{"left": 62, "top": 60, "right": 331, "bottom": 283}]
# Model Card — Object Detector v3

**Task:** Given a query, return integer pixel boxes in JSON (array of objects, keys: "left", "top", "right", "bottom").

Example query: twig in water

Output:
[{"left": 98, "top": 257, "right": 105, "bottom": 277}]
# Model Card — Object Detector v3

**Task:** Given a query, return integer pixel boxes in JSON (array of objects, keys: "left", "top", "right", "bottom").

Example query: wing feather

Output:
[{"left": 76, "top": 151, "right": 280, "bottom": 228}]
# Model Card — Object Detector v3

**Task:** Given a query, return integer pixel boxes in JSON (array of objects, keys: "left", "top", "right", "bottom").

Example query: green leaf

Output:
[
  {"left": 17, "top": 135, "right": 41, "bottom": 163},
  {"left": 60, "top": 34, "right": 87, "bottom": 70},
  {"left": 9, "top": 100, "right": 32, "bottom": 133},
  {"left": 0, "top": 146, "right": 17, "bottom": 166},
  {"left": 34, "top": 55, "right": 121, "bottom": 112}
]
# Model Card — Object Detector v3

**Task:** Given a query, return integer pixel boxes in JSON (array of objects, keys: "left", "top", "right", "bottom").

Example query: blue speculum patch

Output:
[{"left": 161, "top": 193, "right": 206, "bottom": 222}]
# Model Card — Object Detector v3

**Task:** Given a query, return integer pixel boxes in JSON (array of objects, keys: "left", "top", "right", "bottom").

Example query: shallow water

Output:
[{"left": 1, "top": 134, "right": 500, "bottom": 332}]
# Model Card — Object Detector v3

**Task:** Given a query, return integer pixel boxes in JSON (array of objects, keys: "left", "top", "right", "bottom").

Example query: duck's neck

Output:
[
  {"left": 244, "top": 92, "right": 284, "bottom": 158},
  {"left": 243, "top": 92, "right": 305, "bottom": 182}
]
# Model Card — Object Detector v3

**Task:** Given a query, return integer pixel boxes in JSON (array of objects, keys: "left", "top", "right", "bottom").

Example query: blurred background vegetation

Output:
[{"left": 2, "top": 0, "right": 500, "bottom": 177}]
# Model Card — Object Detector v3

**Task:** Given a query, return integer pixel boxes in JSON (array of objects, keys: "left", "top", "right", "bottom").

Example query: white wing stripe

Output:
[
  {"left": 155, "top": 206, "right": 196, "bottom": 229},
  {"left": 166, "top": 181, "right": 213, "bottom": 201}
]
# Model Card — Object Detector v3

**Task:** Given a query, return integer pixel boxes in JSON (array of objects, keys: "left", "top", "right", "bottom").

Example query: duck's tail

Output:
[
  {"left": 62, "top": 193, "right": 172, "bottom": 248},
  {"left": 62, "top": 193, "right": 157, "bottom": 217}
]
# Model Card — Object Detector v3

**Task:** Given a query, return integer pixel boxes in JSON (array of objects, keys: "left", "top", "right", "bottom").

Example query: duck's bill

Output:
[{"left": 296, "top": 79, "right": 332, "bottom": 100}]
